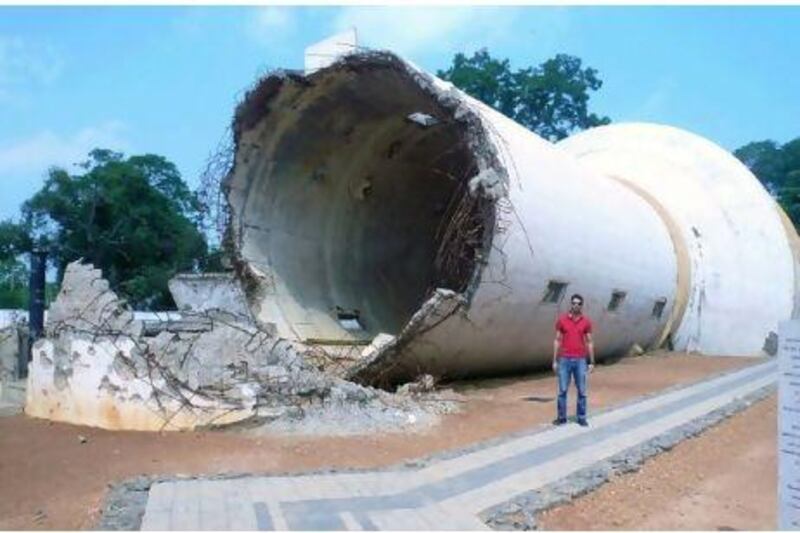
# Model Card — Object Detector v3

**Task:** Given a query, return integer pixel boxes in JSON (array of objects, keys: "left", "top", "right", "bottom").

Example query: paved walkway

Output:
[{"left": 142, "top": 360, "right": 776, "bottom": 530}]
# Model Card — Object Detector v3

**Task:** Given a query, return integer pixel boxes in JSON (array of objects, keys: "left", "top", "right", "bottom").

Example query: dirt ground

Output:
[
  {"left": 538, "top": 392, "right": 777, "bottom": 531},
  {"left": 0, "top": 352, "right": 767, "bottom": 530}
]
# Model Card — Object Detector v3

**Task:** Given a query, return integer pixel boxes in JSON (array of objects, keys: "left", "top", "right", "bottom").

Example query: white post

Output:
[{"left": 779, "top": 319, "right": 800, "bottom": 529}]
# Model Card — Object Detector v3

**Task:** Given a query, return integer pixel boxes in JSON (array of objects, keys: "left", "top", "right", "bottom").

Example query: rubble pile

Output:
[
  {"left": 25, "top": 261, "right": 456, "bottom": 434},
  {"left": 0, "top": 310, "right": 25, "bottom": 384},
  {"left": 0, "top": 326, "right": 18, "bottom": 383}
]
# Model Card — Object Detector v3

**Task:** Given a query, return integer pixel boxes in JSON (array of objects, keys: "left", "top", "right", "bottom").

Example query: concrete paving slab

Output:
[{"left": 141, "top": 360, "right": 776, "bottom": 531}]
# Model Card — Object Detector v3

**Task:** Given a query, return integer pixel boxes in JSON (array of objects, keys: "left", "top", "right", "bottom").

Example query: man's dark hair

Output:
[{"left": 571, "top": 293, "right": 584, "bottom": 304}]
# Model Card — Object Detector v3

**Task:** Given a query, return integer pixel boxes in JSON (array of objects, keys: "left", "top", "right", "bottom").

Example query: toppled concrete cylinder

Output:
[
  {"left": 558, "top": 123, "right": 800, "bottom": 354},
  {"left": 225, "top": 51, "right": 798, "bottom": 386}
]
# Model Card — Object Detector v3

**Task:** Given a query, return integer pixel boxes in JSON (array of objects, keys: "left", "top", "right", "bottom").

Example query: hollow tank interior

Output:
[{"left": 231, "top": 60, "right": 491, "bottom": 342}]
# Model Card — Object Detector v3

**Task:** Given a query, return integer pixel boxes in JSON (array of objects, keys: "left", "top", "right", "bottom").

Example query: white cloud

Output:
[
  {"left": 333, "top": 7, "right": 475, "bottom": 57},
  {"left": 330, "top": 7, "right": 570, "bottom": 62},
  {"left": 245, "top": 7, "right": 299, "bottom": 48},
  {"left": 0, "top": 121, "right": 131, "bottom": 178},
  {"left": 0, "top": 122, "right": 132, "bottom": 219},
  {"left": 0, "top": 35, "right": 64, "bottom": 88}
]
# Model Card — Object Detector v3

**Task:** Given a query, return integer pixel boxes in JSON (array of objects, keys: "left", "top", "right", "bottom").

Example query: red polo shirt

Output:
[{"left": 556, "top": 313, "right": 592, "bottom": 358}]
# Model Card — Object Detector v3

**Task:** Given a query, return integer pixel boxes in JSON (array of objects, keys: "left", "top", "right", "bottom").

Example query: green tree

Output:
[
  {"left": 0, "top": 220, "right": 30, "bottom": 261},
  {"left": 437, "top": 49, "right": 611, "bottom": 141},
  {"left": 0, "top": 220, "right": 29, "bottom": 308},
  {"left": 733, "top": 141, "right": 785, "bottom": 194},
  {"left": 0, "top": 257, "right": 29, "bottom": 308},
  {"left": 6, "top": 149, "right": 209, "bottom": 310},
  {"left": 734, "top": 136, "right": 800, "bottom": 227}
]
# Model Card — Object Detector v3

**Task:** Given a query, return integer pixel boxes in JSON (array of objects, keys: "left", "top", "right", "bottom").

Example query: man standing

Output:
[{"left": 553, "top": 293, "right": 595, "bottom": 426}]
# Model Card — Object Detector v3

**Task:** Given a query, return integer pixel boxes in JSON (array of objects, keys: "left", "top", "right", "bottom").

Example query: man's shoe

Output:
[
  {"left": 577, "top": 419, "right": 589, "bottom": 427},
  {"left": 552, "top": 418, "right": 567, "bottom": 426}
]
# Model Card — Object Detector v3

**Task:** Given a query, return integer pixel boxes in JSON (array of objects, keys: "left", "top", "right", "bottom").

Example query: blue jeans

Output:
[{"left": 557, "top": 357, "right": 588, "bottom": 422}]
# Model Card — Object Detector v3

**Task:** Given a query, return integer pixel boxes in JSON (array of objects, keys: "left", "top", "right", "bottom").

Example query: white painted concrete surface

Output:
[
  {"left": 379, "top": 83, "right": 681, "bottom": 376},
  {"left": 560, "top": 123, "right": 796, "bottom": 355},
  {"left": 25, "top": 336, "right": 254, "bottom": 431},
  {"left": 304, "top": 29, "right": 358, "bottom": 75}
]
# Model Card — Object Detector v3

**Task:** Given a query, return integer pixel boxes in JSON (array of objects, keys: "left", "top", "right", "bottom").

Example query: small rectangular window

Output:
[
  {"left": 542, "top": 281, "right": 568, "bottom": 304},
  {"left": 337, "top": 311, "right": 363, "bottom": 331},
  {"left": 652, "top": 298, "right": 667, "bottom": 319},
  {"left": 608, "top": 290, "right": 626, "bottom": 311}
]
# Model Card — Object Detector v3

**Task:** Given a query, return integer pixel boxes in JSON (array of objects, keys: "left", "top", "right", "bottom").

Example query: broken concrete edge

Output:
[
  {"left": 93, "top": 363, "right": 773, "bottom": 530},
  {"left": 223, "top": 50, "right": 512, "bottom": 388},
  {"left": 45, "top": 259, "right": 143, "bottom": 339},
  {"left": 479, "top": 384, "right": 776, "bottom": 531},
  {"left": 0, "top": 325, "right": 21, "bottom": 382},
  {"left": 167, "top": 271, "right": 255, "bottom": 322},
  {"left": 345, "top": 288, "right": 467, "bottom": 388}
]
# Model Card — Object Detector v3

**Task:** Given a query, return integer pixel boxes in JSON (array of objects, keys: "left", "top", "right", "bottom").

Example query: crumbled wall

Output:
[
  {"left": 46, "top": 263, "right": 142, "bottom": 338},
  {"left": 167, "top": 273, "right": 252, "bottom": 320},
  {"left": 0, "top": 326, "right": 20, "bottom": 382},
  {"left": 1, "top": 310, "right": 27, "bottom": 384},
  {"left": 25, "top": 261, "right": 449, "bottom": 433}
]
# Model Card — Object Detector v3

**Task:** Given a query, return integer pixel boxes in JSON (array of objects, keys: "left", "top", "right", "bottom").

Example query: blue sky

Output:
[{"left": 1, "top": 6, "right": 799, "bottom": 222}]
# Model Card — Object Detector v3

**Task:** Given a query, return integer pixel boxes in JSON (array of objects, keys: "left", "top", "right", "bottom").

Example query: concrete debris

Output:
[
  {"left": 627, "top": 343, "right": 645, "bottom": 357},
  {"left": 346, "top": 289, "right": 467, "bottom": 387},
  {"left": 167, "top": 273, "right": 252, "bottom": 321},
  {"left": 396, "top": 374, "right": 436, "bottom": 395},
  {"left": 140, "top": 315, "right": 213, "bottom": 336},
  {"left": 0, "top": 325, "right": 20, "bottom": 382},
  {"left": 468, "top": 168, "right": 506, "bottom": 201},
  {"left": 46, "top": 261, "right": 143, "bottom": 338},
  {"left": 406, "top": 112, "right": 438, "bottom": 127},
  {"left": 360, "top": 333, "right": 395, "bottom": 361},
  {"left": 0, "top": 309, "right": 26, "bottom": 329},
  {"left": 25, "top": 260, "right": 454, "bottom": 434}
]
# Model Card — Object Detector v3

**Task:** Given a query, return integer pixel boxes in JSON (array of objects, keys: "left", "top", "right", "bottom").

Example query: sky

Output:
[{"left": 1, "top": 5, "right": 799, "bottom": 222}]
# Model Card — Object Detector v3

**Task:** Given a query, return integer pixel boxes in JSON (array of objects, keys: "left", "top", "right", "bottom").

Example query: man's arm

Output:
[
  {"left": 585, "top": 332, "right": 595, "bottom": 372},
  {"left": 553, "top": 331, "right": 562, "bottom": 372}
]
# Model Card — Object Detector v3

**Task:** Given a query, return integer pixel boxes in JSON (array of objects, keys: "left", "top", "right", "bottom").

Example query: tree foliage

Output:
[
  {"left": 734, "top": 137, "right": 800, "bottom": 226},
  {"left": 0, "top": 258, "right": 59, "bottom": 309},
  {"left": 0, "top": 220, "right": 30, "bottom": 262},
  {"left": 437, "top": 49, "right": 611, "bottom": 141},
  {"left": 0, "top": 258, "right": 29, "bottom": 309},
  {"left": 1, "top": 149, "right": 210, "bottom": 310}
]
